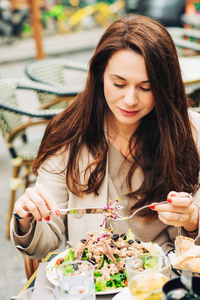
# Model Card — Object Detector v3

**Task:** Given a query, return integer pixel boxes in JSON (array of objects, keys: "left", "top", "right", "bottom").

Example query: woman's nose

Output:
[{"left": 124, "top": 87, "right": 138, "bottom": 106}]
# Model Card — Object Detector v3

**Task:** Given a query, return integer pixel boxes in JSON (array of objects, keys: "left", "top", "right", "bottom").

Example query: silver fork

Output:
[{"left": 110, "top": 201, "right": 168, "bottom": 220}]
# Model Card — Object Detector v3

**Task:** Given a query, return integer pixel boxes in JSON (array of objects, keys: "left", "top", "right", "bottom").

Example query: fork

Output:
[{"left": 109, "top": 201, "right": 168, "bottom": 220}]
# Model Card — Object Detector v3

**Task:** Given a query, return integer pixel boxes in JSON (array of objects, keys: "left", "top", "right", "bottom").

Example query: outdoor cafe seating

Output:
[
  {"left": 0, "top": 78, "right": 72, "bottom": 239},
  {"left": 25, "top": 58, "right": 88, "bottom": 109}
]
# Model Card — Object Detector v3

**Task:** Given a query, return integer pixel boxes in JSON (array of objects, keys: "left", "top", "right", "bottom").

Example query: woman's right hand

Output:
[{"left": 14, "top": 184, "right": 61, "bottom": 227}]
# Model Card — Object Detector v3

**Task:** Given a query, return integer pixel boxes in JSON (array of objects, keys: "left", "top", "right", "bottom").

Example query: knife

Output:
[{"left": 13, "top": 206, "right": 124, "bottom": 219}]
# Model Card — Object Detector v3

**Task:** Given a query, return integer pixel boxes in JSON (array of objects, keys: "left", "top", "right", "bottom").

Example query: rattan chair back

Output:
[
  {"left": 0, "top": 78, "right": 65, "bottom": 238},
  {"left": 25, "top": 58, "right": 88, "bottom": 109}
]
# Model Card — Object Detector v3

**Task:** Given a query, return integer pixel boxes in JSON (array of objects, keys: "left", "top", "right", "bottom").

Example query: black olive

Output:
[
  {"left": 111, "top": 234, "right": 119, "bottom": 241},
  {"left": 120, "top": 233, "right": 126, "bottom": 240},
  {"left": 135, "top": 239, "right": 141, "bottom": 244},
  {"left": 128, "top": 239, "right": 134, "bottom": 245},
  {"left": 80, "top": 239, "right": 86, "bottom": 244},
  {"left": 89, "top": 257, "right": 96, "bottom": 265},
  {"left": 73, "top": 264, "right": 78, "bottom": 270},
  {"left": 110, "top": 243, "right": 116, "bottom": 248},
  {"left": 59, "top": 259, "right": 64, "bottom": 265}
]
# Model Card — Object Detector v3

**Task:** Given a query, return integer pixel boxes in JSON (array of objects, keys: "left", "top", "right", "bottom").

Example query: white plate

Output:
[
  {"left": 46, "top": 243, "right": 164, "bottom": 295},
  {"left": 112, "top": 287, "right": 131, "bottom": 300}
]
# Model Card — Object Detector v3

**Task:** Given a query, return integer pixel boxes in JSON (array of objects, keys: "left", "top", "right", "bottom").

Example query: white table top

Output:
[{"left": 179, "top": 56, "right": 200, "bottom": 85}]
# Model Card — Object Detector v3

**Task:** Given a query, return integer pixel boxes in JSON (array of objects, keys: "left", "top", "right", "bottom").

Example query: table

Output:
[
  {"left": 18, "top": 252, "right": 179, "bottom": 300},
  {"left": 179, "top": 56, "right": 200, "bottom": 96},
  {"left": 179, "top": 56, "right": 200, "bottom": 85},
  {"left": 18, "top": 252, "right": 114, "bottom": 300}
]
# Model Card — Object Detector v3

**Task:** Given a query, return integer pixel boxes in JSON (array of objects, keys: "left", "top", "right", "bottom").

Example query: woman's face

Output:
[{"left": 103, "top": 50, "right": 155, "bottom": 132}]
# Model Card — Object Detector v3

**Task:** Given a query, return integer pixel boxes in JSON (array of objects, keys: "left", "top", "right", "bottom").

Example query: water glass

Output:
[
  {"left": 126, "top": 253, "right": 171, "bottom": 300},
  {"left": 56, "top": 260, "right": 95, "bottom": 299}
]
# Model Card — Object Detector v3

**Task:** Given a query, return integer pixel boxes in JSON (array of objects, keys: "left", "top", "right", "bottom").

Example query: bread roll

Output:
[
  {"left": 175, "top": 236, "right": 195, "bottom": 257},
  {"left": 180, "top": 257, "right": 200, "bottom": 273},
  {"left": 174, "top": 246, "right": 200, "bottom": 270}
]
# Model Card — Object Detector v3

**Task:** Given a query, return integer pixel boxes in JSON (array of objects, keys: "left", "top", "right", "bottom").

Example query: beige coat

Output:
[{"left": 10, "top": 110, "right": 200, "bottom": 259}]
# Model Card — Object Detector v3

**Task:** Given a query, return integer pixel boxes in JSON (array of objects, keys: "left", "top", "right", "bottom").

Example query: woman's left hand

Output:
[{"left": 151, "top": 191, "right": 199, "bottom": 232}]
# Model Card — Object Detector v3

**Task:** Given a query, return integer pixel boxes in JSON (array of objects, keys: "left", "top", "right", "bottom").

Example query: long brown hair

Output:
[{"left": 33, "top": 14, "right": 200, "bottom": 217}]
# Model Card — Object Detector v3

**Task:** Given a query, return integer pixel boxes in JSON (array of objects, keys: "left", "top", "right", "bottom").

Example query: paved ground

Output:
[
  {"left": 0, "top": 29, "right": 98, "bottom": 300},
  {"left": 0, "top": 27, "right": 104, "bottom": 64}
]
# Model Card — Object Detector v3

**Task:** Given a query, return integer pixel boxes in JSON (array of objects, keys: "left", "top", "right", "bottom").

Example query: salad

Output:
[{"left": 48, "top": 229, "right": 161, "bottom": 292}]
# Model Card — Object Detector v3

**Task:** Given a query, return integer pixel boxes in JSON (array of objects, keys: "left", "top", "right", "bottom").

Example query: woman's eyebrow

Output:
[
  {"left": 141, "top": 80, "right": 150, "bottom": 83},
  {"left": 110, "top": 74, "right": 126, "bottom": 80},
  {"left": 110, "top": 75, "right": 150, "bottom": 83}
]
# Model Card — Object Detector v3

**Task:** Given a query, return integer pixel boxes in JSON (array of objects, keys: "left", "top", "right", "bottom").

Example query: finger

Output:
[
  {"left": 14, "top": 195, "right": 33, "bottom": 219},
  {"left": 158, "top": 211, "right": 186, "bottom": 226},
  {"left": 150, "top": 203, "right": 171, "bottom": 212},
  {"left": 25, "top": 187, "right": 51, "bottom": 220},
  {"left": 153, "top": 202, "right": 194, "bottom": 218},
  {"left": 167, "top": 191, "right": 192, "bottom": 198},
  {"left": 167, "top": 196, "right": 193, "bottom": 208},
  {"left": 34, "top": 184, "right": 61, "bottom": 216}
]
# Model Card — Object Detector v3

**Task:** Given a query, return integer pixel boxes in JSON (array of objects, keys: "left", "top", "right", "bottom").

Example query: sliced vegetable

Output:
[
  {"left": 95, "top": 278, "right": 112, "bottom": 292},
  {"left": 143, "top": 255, "right": 159, "bottom": 270},
  {"left": 126, "top": 228, "right": 135, "bottom": 242},
  {"left": 55, "top": 258, "right": 64, "bottom": 266},
  {"left": 64, "top": 248, "right": 75, "bottom": 262},
  {"left": 97, "top": 254, "right": 105, "bottom": 269}
]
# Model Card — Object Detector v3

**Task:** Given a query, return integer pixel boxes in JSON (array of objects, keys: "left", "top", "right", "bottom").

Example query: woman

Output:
[{"left": 11, "top": 14, "right": 200, "bottom": 259}]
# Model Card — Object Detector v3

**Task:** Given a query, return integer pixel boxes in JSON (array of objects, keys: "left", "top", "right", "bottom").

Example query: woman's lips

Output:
[{"left": 119, "top": 108, "right": 139, "bottom": 116}]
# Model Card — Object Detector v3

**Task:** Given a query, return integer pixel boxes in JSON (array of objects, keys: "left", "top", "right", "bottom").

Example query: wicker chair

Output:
[
  {"left": 0, "top": 78, "right": 68, "bottom": 239},
  {"left": 167, "top": 27, "right": 200, "bottom": 55},
  {"left": 25, "top": 58, "right": 88, "bottom": 109}
]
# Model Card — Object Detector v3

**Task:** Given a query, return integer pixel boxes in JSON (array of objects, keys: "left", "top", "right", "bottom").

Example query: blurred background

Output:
[{"left": 0, "top": 1, "right": 200, "bottom": 299}]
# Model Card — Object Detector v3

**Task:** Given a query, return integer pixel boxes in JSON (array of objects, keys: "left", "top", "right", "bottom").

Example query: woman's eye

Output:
[
  {"left": 113, "top": 83, "right": 125, "bottom": 88},
  {"left": 140, "top": 86, "right": 151, "bottom": 91}
]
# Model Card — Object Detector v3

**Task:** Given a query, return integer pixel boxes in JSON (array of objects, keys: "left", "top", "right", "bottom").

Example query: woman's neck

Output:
[
  {"left": 106, "top": 117, "right": 137, "bottom": 157},
  {"left": 106, "top": 114, "right": 138, "bottom": 141}
]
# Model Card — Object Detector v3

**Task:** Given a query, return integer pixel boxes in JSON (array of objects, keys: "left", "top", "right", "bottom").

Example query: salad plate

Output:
[
  {"left": 46, "top": 242, "right": 164, "bottom": 295},
  {"left": 45, "top": 249, "right": 124, "bottom": 295}
]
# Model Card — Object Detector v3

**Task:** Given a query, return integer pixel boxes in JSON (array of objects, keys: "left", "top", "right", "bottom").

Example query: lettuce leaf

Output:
[{"left": 64, "top": 248, "right": 75, "bottom": 262}]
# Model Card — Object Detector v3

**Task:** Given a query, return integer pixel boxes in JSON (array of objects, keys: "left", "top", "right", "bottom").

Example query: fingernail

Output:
[
  {"left": 27, "top": 213, "right": 30, "bottom": 218},
  {"left": 167, "top": 199, "right": 172, "bottom": 203},
  {"left": 45, "top": 216, "right": 50, "bottom": 221},
  {"left": 38, "top": 218, "right": 42, "bottom": 222},
  {"left": 55, "top": 210, "right": 61, "bottom": 216},
  {"left": 149, "top": 205, "right": 155, "bottom": 209},
  {"left": 171, "top": 194, "right": 176, "bottom": 197}
]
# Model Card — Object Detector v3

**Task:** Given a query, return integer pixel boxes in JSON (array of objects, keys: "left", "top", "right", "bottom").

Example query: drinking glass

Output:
[
  {"left": 15, "top": 286, "right": 57, "bottom": 300},
  {"left": 126, "top": 253, "right": 171, "bottom": 300},
  {"left": 56, "top": 260, "right": 95, "bottom": 299}
]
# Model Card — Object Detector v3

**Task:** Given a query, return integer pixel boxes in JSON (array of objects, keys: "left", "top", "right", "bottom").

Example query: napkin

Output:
[
  {"left": 24, "top": 262, "right": 55, "bottom": 300},
  {"left": 34, "top": 262, "right": 53, "bottom": 288}
]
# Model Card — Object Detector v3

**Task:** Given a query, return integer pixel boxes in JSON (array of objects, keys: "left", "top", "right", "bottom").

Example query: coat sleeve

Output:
[{"left": 10, "top": 153, "right": 69, "bottom": 259}]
